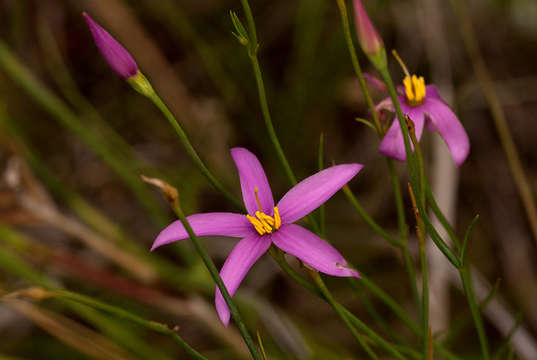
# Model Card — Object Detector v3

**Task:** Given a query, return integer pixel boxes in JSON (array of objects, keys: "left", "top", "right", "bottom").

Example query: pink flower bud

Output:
[
  {"left": 353, "top": 0, "right": 384, "bottom": 59},
  {"left": 83, "top": 12, "right": 138, "bottom": 79}
]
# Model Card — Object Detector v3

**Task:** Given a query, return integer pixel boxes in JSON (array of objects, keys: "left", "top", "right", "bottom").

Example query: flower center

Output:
[
  {"left": 246, "top": 207, "right": 281, "bottom": 235},
  {"left": 403, "top": 75, "right": 426, "bottom": 107},
  {"left": 245, "top": 187, "right": 281, "bottom": 235}
]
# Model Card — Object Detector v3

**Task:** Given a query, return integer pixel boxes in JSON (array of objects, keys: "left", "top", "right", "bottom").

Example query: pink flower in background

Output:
[
  {"left": 83, "top": 12, "right": 138, "bottom": 79},
  {"left": 374, "top": 74, "right": 470, "bottom": 166},
  {"left": 151, "top": 148, "right": 362, "bottom": 326}
]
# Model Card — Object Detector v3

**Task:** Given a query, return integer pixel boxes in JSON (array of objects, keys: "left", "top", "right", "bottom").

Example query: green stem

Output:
[
  {"left": 334, "top": 0, "right": 422, "bottom": 318},
  {"left": 236, "top": 0, "right": 321, "bottom": 235},
  {"left": 149, "top": 93, "right": 243, "bottom": 211},
  {"left": 425, "top": 183, "right": 460, "bottom": 252},
  {"left": 171, "top": 201, "right": 261, "bottom": 360},
  {"left": 309, "top": 271, "right": 379, "bottom": 359},
  {"left": 378, "top": 67, "right": 418, "bottom": 188},
  {"left": 459, "top": 267, "right": 490, "bottom": 359},
  {"left": 51, "top": 290, "right": 208, "bottom": 360},
  {"left": 338, "top": 307, "right": 406, "bottom": 360},
  {"left": 387, "top": 160, "right": 408, "bottom": 242},
  {"left": 342, "top": 185, "right": 401, "bottom": 246},
  {"left": 271, "top": 248, "right": 461, "bottom": 360},
  {"left": 335, "top": 0, "right": 381, "bottom": 133},
  {"left": 248, "top": 55, "right": 297, "bottom": 186}
]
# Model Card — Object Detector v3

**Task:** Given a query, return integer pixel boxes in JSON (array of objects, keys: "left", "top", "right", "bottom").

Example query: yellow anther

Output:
[
  {"left": 403, "top": 74, "right": 426, "bottom": 107},
  {"left": 246, "top": 215, "right": 266, "bottom": 235},
  {"left": 246, "top": 207, "right": 282, "bottom": 235},
  {"left": 273, "top": 207, "right": 281, "bottom": 229}
]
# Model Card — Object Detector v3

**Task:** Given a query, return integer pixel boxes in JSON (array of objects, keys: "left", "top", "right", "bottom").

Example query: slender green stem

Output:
[
  {"left": 378, "top": 67, "right": 418, "bottom": 188},
  {"left": 335, "top": 0, "right": 381, "bottom": 134},
  {"left": 408, "top": 185, "right": 430, "bottom": 358},
  {"left": 387, "top": 160, "right": 408, "bottom": 241},
  {"left": 309, "top": 271, "right": 379, "bottom": 359},
  {"left": 248, "top": 55, "right": 297, "bottom": 186},
  {"left": 149, "top": 93, "right": 243, "bottom": 211},
  {"left": 236, "top": 0, "right": 321, "bottom": 235},
  {"left": 50, "top": 290, "right": 208, "bottom": 360},
  {"left": 335, "top": 0, "right": 422, "bottom": 318},
  {"left": 425, "top": 183, "right": 460, "bottom": 252},
  {"left": 239, "top": 0, "right": 258, "bottom": 47},
  {"left": 342, "top": 185, "right": 401, "bottom": 246},
  {"left": 459, "top": 267, "right": 489, "bottom": 359},
  {"left": 171, "top": 201, "right": 261, "bottom": 360},
  {"left": 271, "top": 247, "right": 461, "bottom": 360},
  {"left": 237, "top": 0, "right": 296, "bottom": 186},
  {"left": 338, "top": 307, "right": 406, "bottom": 360}
]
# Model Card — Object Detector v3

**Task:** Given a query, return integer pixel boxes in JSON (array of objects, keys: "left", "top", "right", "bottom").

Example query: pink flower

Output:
[
  {"left": 83, "top": 13, "right": 138, "bottom": 79},
  {"left": 373, "top": 75, "right": 470, "bottom": 166},
  {"left": 151, "top": 148, "right": 362, "bottom": 326}
]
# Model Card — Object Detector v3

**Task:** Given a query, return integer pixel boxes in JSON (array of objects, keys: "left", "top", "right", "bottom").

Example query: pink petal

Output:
[
  {"left": 277, "top": 164, "right": 362, "bottom": 224},
  {"left": 425, "top": 85, "right": 445, "bottom": 103},
  {"left": 272, "top": 224, "right": 360, "bottom": 278},
  {"left": 231, "top": 148, "right": 274, "bottom": 216},
  {"left": 378, "top": 101, "right": 425, "bottom": 162},
  {"left": 423, "top": 99, "right": 470, "bottom": 166},
  {"left": 151, "top": 213, "right": 252, "bottom": 251},
  {"left": 215, "top": 233, "right": 272, "bottom": 326}
]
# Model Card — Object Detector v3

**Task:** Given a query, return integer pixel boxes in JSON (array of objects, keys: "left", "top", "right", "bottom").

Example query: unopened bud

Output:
[
  {"left": 83, "top": 12, "right": 138, "bottom": 79},
  {"left": 353, "top": 0, "right": 386, "bottom": 69}
]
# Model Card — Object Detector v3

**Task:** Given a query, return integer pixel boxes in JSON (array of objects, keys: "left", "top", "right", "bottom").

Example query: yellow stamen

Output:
[
  {"left": 403, "top": 74, "right": 426, "bottom": 107},
  {"left": 392, "top": 50, "right": 426, "bottom": 107},
  {"left": 246, "top": 206, "right": 281, "bottom": 235},
  {"left": 246, "top": 214, "right": 266, "bottom": 235}
]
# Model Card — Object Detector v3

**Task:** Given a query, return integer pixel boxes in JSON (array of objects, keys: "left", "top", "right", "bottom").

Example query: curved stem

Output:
[{"left": 149, "top": 93, "right": 243, "bottom": 211}]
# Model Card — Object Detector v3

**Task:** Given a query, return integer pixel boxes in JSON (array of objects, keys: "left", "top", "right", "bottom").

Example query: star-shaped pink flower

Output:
[{"left": 151, "top": 148, "right": 362, "bottom": 326}]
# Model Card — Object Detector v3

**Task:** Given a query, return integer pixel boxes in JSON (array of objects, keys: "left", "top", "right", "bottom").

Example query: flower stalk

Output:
[
  {"left": 83, "top": 13, "right": 243, "bottom": 211},
  {"left": 141, "top": 175, "right": 262, "bottom": 360},
  {"left": 336, "top": 0, "right": 420, "bottom": 312}
]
